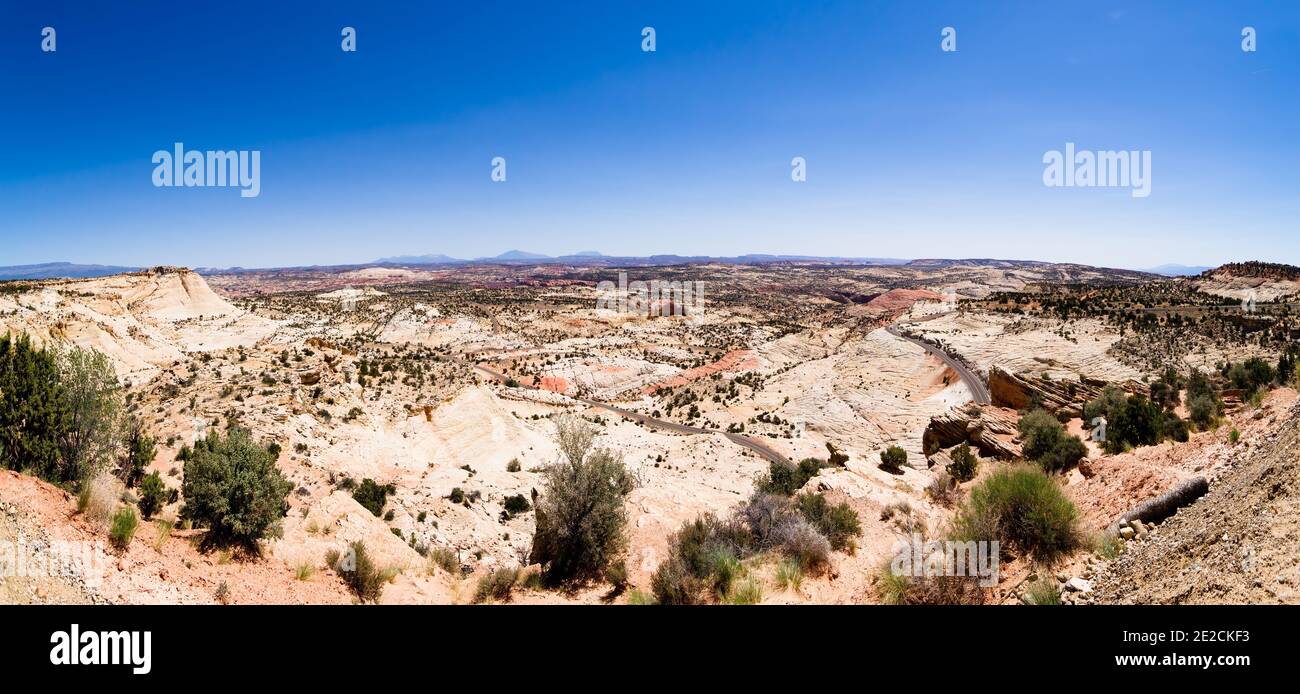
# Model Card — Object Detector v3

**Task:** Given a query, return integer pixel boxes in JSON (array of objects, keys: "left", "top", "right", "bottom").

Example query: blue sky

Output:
[{"left": 1, "top": 1, "right": 1296, "bottom": 269}]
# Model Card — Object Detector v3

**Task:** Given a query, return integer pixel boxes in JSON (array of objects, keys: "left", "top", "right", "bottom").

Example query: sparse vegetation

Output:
[
  {"left": 180, "top": 428, "right": 293, "bottom": 555},
  {"left": 951, "top": 464, "right": 1081, "bottom": 562},
  {"left": 109, "top": 506, "right": 138, "bottom": 550}
]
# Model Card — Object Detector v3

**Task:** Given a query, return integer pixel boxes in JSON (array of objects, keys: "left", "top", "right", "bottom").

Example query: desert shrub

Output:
[
  {"left": 181, "top": 428, "right": 293, "bottom": 554},
  {"left": 1018, "top": 409, "right": 1087, "bottom": 472},
  {"left": 118, "top": 417, "right": 156, "bottom": 488},
  {"left": 137, "top": 470, "right": 166, "bottom": 519},
  {"left": 0, "top": 333, "right": 69, "bottom": 480},
  {"left": 1104, "top": 395, "right": 1162, "bottom": 453},
  {"left": 775, "top": 558, "right": 803, "bottom": 591},
  {"left": 529, "top": 416, "right": 634, "bottom": 585},
  {"left": 725, "top": 576, "right": 762, "bottom": 605},
  {"left": 428, "top": 547, "right": 459, "bottom": 575},
  {"left": 794, "top": 492, "right": 861, "bottom": 551},
  {"left": 951, "top": 464, "right": 1081, "bottom": 562},
  {"left": 1083, "top": 384, "right": 1128, "bottom": 427},
  {"left": 1227, "top": 357, "right": 1275, "bottom": 395},
  {"left": 626, "top": 589, "right": 656, "bottom": 605},
  {"left": 1024, "top": 577, "right": 1060, "bottom": 605},
  {"left": 926, "top": 470, "right": 958, "bottom": 506},
  {"left": 878, "top": 445, "right": 908, "bottom": 473},
  {"left": 773, "top": 516, "right": 831, "bottom": 572},
  {"left": 352, "top": 478, "right": 395, "bottom": 517},
  {"left": 506, "top": 458, "right": 522, "bottom": 472},
  {"left": 756, "top": 457, "right": 822, "bottom": 496},
  {"left": 946, "top": 443, "right": 978, "bottom": 482},
  {"left": 214, "top": 581, "right": 231, "bottom": 605},
  {"left": 501, "top": 493, "right": 531, "bottom": 517},
  {"left": 295, "top": 563, "right": 315, "bottom": 581},
  {"left": 109, "top": 506, "right": 138, "bottom": 550},
  {"left": 472, "top": 567, "right": 521, "bottom": 603},
  {"left": 336, "top": 541, "right": 384, "bottom": 603},
  {"left": 1148, "top": 367, "right": 1183, "bottom": 411},
  {"left": 78, "top": 469, "right": 123, "bottom": 529},
  {"left": 448, "top": 487, "right": 465, "bottom": 504},
  {"left": 153, "top": 519, "right": 173, "bottom": 551},
  {"left": 1187, "top": 393, "right": 1218, "bottom": 430},
  {"left": 57, "top": 346, "right": 126, "bottom": 483},
  {"left": 877, "top": 566, "right": 987, "bottom": 605}
]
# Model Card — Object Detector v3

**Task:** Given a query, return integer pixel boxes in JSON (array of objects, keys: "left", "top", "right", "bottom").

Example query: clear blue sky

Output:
[{"left": 1, "top": 1, "right": 1296, "bottom": 269}]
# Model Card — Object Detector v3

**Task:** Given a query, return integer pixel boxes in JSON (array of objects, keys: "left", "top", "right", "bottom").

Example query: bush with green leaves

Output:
[
  {"left": 472, "top": 567, "right": 521, "bottom": 603},
  {"left": 951, "top": 464, "right": 1081, "bottom": 563},
  {"left": 501, "top": 493, "right": 531, "bottom": 518},
  {"left": 109, "top": 506, "right": 138, "bottom": 550},
  {"left": 529, "top": 416, "right": 634, "bottom": 585},
  {"left": 137, "top": 470, "right": 167, "bottom": 519},
  {"left": 0, "top": 333, "right": 70, "bottom": 481},
  {"left": 756, "top": 457, "right": 822, "bottom": 496},
  {"left": 351, "top": 478, "right": 395, "bottom": 517},
  {"left": 793, "top": 492, "right": 861, "bottom": 551},
  {"left": 118, "top": 417, "right": 156, "bottom": 488},
  {"left": 946, "top": 443, "right": 978, "bottom": 482},
  {"left": 332, "top": 541, "right": 383, "bottom": 603},
  {"left": 878, "top": 446, "right": 908, "bottom": 473},
  {"left": 1017, "top": 409, "right": 1087, "bottom": 472},
  {"left": 1103, "top": 395, "right": 1162, "bottom": 453},
  {"left": 181, "top": 428, "right": 292, "bottom": 554}
]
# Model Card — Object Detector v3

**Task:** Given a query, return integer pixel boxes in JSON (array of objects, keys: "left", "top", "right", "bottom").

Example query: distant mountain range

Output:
[
  {"left": 372, "top": 251, "right": 910, "bottom": 266},
  {"left": 1140, "top": 264, "right": 1213, "bottom": 277},
  {"left": 0, "top": 262, "right": 138, "bottom": 281}
]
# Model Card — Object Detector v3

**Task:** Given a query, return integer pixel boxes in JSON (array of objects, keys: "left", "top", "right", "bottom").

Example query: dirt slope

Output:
[{"left": 1091, "top": 400, "right": 1300, "bottom": 604}]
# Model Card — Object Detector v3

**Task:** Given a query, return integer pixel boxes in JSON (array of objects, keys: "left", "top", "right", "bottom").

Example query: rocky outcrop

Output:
[
  {"left": 987, "top": 366, "right": 1110, "bottom": 418},
  {"left": 922, "top": 403, "right": 1022, "bottom": 460}
]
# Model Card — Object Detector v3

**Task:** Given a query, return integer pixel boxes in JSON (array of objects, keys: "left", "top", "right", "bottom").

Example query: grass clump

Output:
[
  {"left": 428, "top": 546, "right": 459, "bottom": 575},
  {"left": 108, "top": 506, "right": 138, "bottom": 550},
  {"left": 1023, "top": 576, "right": 1060, "bottom": 605},
  {"left": 472, "top": 567, "right": 521, "bottom": 603},
  {"left": 331, "top": 541, "right": 384, "bottom": 603},
  {"left": 774, "top": 558, "right": 803, "bottom": 592}
]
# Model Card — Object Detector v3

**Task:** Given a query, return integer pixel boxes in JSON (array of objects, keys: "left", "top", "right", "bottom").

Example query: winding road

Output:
[{"left": 464, "top": 313, "right": 988, "bottom": 467}]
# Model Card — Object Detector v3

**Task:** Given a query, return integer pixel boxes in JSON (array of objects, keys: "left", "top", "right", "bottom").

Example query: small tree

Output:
[
  {"left": 0, "top": 333, "right": 69, "bottom": 481},
  {"left": 946, "top": 443, "right": 978, "bottom": 482},
  {"left": 138, "top": 471, "right": 166, "bottom": 519},
  {"left": 181, "top": 428, "right": 292, "bottom": 554},
  {"left": 529, "top": 416, "right": 634, "bottom": 585},
  {"left": 879, "top": 446, "right": 908, "bottom": 473},
  {"left": 119, "top": 417, "right": 156, "bottom": 488},
  {"left": 57, "top": 345, "right": 125, "bottom": 483}
]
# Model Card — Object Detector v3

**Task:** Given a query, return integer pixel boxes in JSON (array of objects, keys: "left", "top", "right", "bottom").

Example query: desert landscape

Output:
[{"left": 4, "top": 257, "right": 1298, "bottom": 605}]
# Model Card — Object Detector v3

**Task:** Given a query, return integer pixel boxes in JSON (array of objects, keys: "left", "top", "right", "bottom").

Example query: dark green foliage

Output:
[
  {"left": 119, "top": 417, "right": 156, "bottom": 488},
  {"left": 529, "top": 417, "right": 634, "bottom": 585},
  {"left": 334, "top": 541, "right": 384, "bottom": 603},
  {"left": 1226, "top": 357, "right": 1275, "bottom": 395},
  {"left": 501, "top": 493, "right": 531, "bottom": 518},
  {"left": 1083, "top": 384, "right": 1127, "bottom": 426},
  {"left": 1104, "top": 395, "right": 1162, "bottom": 454},
  {"left": 0, "top": 333, "right": 71, "bottom": 481},
  {"left": 448, "top": 487, "right": 465, "bottom": 504},
  {"left": 138, "top": 471, "right": 166, "bottom": 519},
  {"left": 878, "top": 446, "right": 908, "bottom": 473},
  {"left": 793, "top": 492, "right": 861, "bottom": 551},
  {"left": 946, "top": 443, "right": 978, "bottom": 482},
  {"left": 951, "top": 464, "right": 1081, "bottom": 562},
  {"left": 352, "top": 478, "right": 395, "bottom": 517},
  {"left": 180, "top": 428, "right": 293, "bottom": 554},
  {"left": 1018, "top": 409, "right": 1087, "bottom": 472},
  {"left": 1147, "top": 367, "right": 1183, "bottom": 411},
  {"left": 757, "top": 457, "right": 822, "bottom": 495}
]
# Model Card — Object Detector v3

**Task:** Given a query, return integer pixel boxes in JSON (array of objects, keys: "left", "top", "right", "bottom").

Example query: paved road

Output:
[
  {"left": 469, "top": 364, "right": 794, "bottom": 466},
  {"left": 885, "top": 325, "right": 991, "bottom": 404}
]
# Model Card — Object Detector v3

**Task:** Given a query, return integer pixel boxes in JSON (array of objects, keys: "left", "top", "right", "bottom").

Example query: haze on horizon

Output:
[{"left": 1, "top": 1, "right": 1296, "bottom": 270}]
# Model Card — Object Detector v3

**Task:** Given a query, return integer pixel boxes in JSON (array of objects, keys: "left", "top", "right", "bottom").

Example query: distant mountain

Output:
[
  {"left": 571, "top": 251, "right": 604, "bottom": 257},
  {"left": 488, "top": 250, "right": 551, "bottom": 261},
  {"left": 0, "top": 262, "right": 138, "bottom": 281},
  {"left": 374, "top": 254, "right": 463, "bottom": 265},
  {"left": 1142, "top": 263, "right": 1212, "bottom": 277}
]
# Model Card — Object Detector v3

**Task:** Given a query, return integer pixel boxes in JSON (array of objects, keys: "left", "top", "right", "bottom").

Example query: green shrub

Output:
[
  {"left": 181, "top": 429, "right": 292, "bottom": 554},
  {"left": 501, "top": 493, "right": 531, "bottom": 518},
  {"left": 428, "top": 547, "right": 459, "bottom": 575},
  {"left": 724, "top": 576, "right": 762, "bottom": 605},
  {"left": 109, "top": 506, "right": 138, "bottom": 550},
  {"left": 472, "top": 567, "right": 521, "bottom": 603},
  {"left": 876, "top": 561, "right": 987, "bottom": 605},
  {"left": 448, "top": 487, "right": 465, "bottom": 504},
  {"left": 878, "top": 446, "right": 908, "bottom": 473},
  {"left": 1018, "top": 409, "right": 1087, "bottom": 472},
  {"left": 794, "top": 492, "right": 861, "bottom": 551},
  {"left": 529, "top": 416, "right": 634, "bottom": 585},
  {"left": 951, "top": 464, "right": 1081, "bottom": 562},
  {"left": 336, "top": 541, "right": 383, "bottom": 603},
  {"left": 137, "top": 470, "right": 166, "bottom": 519},
  {"left": 775, "top": 558, "right": 803, "bottom": 591},
  {"left": 946, "top": 443, "right": 978, "bottom": 482},
  {"left": 506, "top": 458, "right": 522, "bottom": 472},
  {"left": 1024, "top": 577, "right": 1060, "bottom": 605},
  {"left": 756, "top": 458, "right": 822, "bottom": 496},
  {"left": 1104, "top": 395, "right": 1162, "bottom": 453},
  {"left": 351, "top": 478, "right": 395, "bottom": 517}
]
